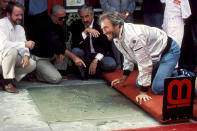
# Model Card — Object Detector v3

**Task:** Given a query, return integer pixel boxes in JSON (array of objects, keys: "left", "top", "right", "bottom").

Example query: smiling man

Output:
[
  {"left": 0, "top": 1, "right": 36, "bottom": 93},
  {"left": 99, "top": 12, "right": 181, "bottom": 104}
]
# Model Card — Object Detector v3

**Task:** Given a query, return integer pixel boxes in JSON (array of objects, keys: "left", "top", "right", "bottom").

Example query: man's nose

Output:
[
  {"left": 103, "top": 29, "right": 107, "bottom": 35},
  {"left": 18, "top": 15, "right": 23, "bottom": 19},
  {"left": 83, "top": 17, "right": 88, "bottom": 22}
]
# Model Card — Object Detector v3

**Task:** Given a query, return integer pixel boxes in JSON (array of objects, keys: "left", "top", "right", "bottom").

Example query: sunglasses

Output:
[{"left": 58, "top": 16, "right": 66, "bottom": 21}]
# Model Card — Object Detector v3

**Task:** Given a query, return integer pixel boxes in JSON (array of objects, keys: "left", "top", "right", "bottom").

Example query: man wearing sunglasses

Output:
[{"left": 30, "top": 4, "right": 85, "bottom": 83}]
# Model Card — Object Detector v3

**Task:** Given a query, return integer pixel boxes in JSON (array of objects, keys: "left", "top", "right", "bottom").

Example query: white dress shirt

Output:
[
  {"left": 81, "top": 19, "right": 104, "bottom": 61},
  {"left": 0, "top": 17, "right": 30, "bottom": 57}
]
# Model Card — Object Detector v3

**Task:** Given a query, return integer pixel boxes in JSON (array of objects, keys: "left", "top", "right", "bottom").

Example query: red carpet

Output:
[
  {"left": 113, "top": 122, "right": 197, "bottom": 131},
  {"left": 102, "top": 70, "right": 197, "bottom": 124},
  {"left": 194, "top": 99, "right": 197, "bottom": 120}
]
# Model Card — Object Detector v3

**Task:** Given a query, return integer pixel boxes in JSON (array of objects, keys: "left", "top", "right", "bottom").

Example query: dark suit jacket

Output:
[
  {"left": 30, "top": 15, "right": 67, "bottom": 58},
  {"left": 70, "top": 17, "right": 113, "bottom": 58}
]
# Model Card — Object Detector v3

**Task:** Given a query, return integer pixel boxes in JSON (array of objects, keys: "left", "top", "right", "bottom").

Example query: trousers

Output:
[
  {"left": 0, "top": 48, "right": 36, "bottom": 81},
  {"left": 31, "top": 55, "right": 62, "bottom": 83}
]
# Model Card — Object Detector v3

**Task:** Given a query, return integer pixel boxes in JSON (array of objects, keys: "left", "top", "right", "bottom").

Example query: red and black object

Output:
[
  {"left": 162, "top": 77, "right": 196, "bottom": 122},
  {"left": 102, "top": 70, "right": 197, "bottom": 123}
]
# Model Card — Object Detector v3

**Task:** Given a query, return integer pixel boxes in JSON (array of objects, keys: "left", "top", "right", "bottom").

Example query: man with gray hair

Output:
[
  {"left": 70, "top": 5, "right": 116, "bottom": 80},
  {"left": 99, "top": 12, "right": 181, "bottom": 104},
  {"left": 99, "top": 0, "right": 136, "bottom": 70},
  {"left": 30, "top": 4, "right": 86, "bottom": 83}
]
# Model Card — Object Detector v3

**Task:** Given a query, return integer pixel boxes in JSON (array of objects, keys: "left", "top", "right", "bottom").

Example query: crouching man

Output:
[{"left": 0, "top": 1, "right": 36, "bottom": 93}]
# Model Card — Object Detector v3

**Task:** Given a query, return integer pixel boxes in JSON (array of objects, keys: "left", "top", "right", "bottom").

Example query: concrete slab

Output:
[
  {"left": 16, "top": 77, "right": 106, "bottom": 89},
  {"left": 49, "top": 116, "right": 159, "bottom": 131},
  {"left": 27, "top": 83, "right": 159, "bottom": 123},
  {"left": 0, "top": 78, "right": 162, "bottom": 131},
  {"left": 0, "top": 90, "right": 50, "bottom": 131}
]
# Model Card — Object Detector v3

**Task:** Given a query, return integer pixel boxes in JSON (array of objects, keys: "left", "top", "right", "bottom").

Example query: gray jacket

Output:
[{"left": 113, "top": 23, "right": 168, "bottom": 87}]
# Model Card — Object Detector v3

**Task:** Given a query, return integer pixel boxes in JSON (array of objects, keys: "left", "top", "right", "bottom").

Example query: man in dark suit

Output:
[{"left": 71, "top": 5, "right": 116, "bottom": 80}]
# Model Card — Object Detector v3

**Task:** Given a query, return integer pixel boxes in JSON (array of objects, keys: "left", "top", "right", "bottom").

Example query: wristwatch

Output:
[{"left": 125, "top": 11, "right": 129, "bottom": 17}]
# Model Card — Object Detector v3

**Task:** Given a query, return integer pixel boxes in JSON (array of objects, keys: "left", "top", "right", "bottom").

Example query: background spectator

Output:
[
  {"left": 142, "top": 0, "right": 164, "bottom": 29},
  {"left": 99, "top": 0, "right": 135, "bottom": 23},
  {"left": 161, "top": 0, "right": 191, "bottom": 47},
  {"left": 0, "top": 0, "right": 13, "bottom": 18},
  {"left": 179, "top": 0, "right": 197, "bottom": 73}
]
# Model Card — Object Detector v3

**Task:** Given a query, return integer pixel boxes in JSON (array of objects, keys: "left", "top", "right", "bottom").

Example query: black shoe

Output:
[
  {"left": 78, "top": 67, "right": 88, "bottom": 80},
  {"left": 178, "top": 69, "right": 195, "bottom": 77}
]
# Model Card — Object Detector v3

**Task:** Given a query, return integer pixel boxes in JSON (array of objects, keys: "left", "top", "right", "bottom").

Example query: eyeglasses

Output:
[{"left": 58, "top": 16, "right": 66, "bottom": 21}]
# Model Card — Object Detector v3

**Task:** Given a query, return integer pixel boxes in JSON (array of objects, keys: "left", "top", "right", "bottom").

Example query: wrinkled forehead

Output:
[
  {"left": 100, "top": 18, "right": 112, "bottom": 28},
  {"left": 79, "top": 8, "right": 92, "bottom": 17}
]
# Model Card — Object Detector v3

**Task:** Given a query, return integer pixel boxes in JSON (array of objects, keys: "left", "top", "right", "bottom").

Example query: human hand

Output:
[
  {"left": 111, "top": 77, "right": 126, "bottom": 87},
  {"left": 119, "top": 12, "right": 127, "bottom": 20},
  {"left": 85, "top": 28, "right": 100, "bottom": 38},
  {"left": 89, "top": 59, "right": 97, "bottom": 75},
  {"left": 59, "top": 54, "right": 65, "bottom": 63},
  {"left": 21, "top": 55, "right": 30, "bottom": 68},
  {"left": 25, "top": 40, "right": 35, "bottom": 50},
  {"left": 136, "top": 92, "right": 152, "bottom": 104},
  {"left": 73, "top": 57, "right": 86, "bottom": 68}
]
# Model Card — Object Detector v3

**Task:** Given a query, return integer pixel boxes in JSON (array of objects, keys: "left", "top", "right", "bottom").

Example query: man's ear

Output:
[
  {"left": 6, "top": 12, "right": 11, "bottom": 18},
  {"left": 115, "top": 24, "right": 120, "bottom": 30}
]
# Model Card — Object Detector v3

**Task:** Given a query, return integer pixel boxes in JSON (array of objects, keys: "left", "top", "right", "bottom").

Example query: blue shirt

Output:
[{"left": 29, "top": 0, "right": 47, "bottom": 15}]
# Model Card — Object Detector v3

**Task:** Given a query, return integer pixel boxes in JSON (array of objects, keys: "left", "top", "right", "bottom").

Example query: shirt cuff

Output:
[
  {"left": 95, "top": 53, "right": 104, "bottom": 61},
  {"left": 82, "top": 32, "right": 87, "bottom": 40},
  {"left": 123, "top": 70, "right": 131, "bottom": 76},
  {"left": 19, "top": 49, "right": 30, "bottom": 57},
  {"left": 18, "top": 42, "right": 26, "bottom": 48},
  {"left": 24, "top": 53, "right": 30, "bottom": 57},
  {"left": 140, "top": 86, "right": 150, "bottom": 92}
]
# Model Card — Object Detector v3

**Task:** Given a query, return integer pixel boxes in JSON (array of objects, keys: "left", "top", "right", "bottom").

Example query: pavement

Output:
[{"left": 0, "top": 75, "right": 195, "bottom": 131}]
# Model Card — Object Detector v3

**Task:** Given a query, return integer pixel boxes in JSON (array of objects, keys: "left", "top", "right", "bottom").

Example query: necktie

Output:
[
  {"left": 89, "top": 34, "right": 95, "bottom": 53},
  {"left": 11, "top": 28, "right": 15, "bottom": 41}
]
